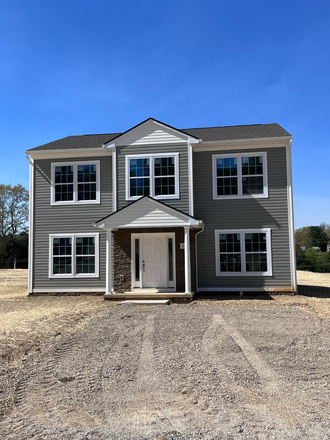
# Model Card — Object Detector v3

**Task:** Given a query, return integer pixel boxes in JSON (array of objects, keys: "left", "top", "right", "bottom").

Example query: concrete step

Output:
[
  {"left": 121, "top": 300, "right": 171, "bottom": 305},
  {"left": 104, "top": 292, "right": 193, "bottom": 300}
]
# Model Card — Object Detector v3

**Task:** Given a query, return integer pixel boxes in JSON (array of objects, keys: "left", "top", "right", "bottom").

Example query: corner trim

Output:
[{"left": 286, "top": 140, "right": 297, "bottom": 292}]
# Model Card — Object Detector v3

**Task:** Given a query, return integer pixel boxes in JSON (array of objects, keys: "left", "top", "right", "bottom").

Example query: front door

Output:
[
  {"left": 131, "top": 232, "right": 175, "bottom": 290},
  {"left": 142, "top": 234, "right": 166, "bottom": 288}
]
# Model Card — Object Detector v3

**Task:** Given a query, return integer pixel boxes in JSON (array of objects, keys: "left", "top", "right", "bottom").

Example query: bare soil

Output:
[{"left": 0, "top": 270, "right": 329, "bottom": 439}]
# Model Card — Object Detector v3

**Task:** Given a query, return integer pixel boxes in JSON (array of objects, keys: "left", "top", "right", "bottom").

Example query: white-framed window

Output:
[
  {"left": 51, "top": 161, "right": 100, "bottom": 205},
  {"left": 125, "top": 153, "right": 179, "bottom": 200},
  {"left": 215, "top": 229, "right": 272, "bottom": 276},
  {"left": 49, "top": 233, "right": 99, "bottom": 278},
  {"left": 212, "top": 152, "right": 268, "bottom": 199}
]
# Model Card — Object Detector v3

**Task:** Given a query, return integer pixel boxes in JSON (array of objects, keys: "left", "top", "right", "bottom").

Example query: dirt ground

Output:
[{"left": 0, "top": 270, "right": 329, "bottom": 439}]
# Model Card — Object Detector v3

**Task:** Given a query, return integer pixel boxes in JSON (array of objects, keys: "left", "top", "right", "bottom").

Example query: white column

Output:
[
  {"left": 106, "top": 230, "right": 112, "bottom": 294},
  {"left": 184, "top": 226, "right": 191, "bottom": 294}
]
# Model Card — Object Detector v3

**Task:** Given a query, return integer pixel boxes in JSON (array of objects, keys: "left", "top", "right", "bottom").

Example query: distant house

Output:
[
  {"left": 327, "top": 243, "right": 330, "bottom": 252},
  {"left": 25, "top": 118, "right": 297, "bottom": 298}
]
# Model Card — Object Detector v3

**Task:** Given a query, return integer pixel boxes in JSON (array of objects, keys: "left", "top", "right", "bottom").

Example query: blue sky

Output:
[{"left": 1, "top": 0, "right": 329, "bottom": 229}]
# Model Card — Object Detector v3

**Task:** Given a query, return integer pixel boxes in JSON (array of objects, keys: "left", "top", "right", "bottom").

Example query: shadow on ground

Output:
[
  {"left": 298, "top": 284, "right": 330, "bottom": 298},
  {"left": 195, "top": 292, "right": 274, "bottom": 301}
]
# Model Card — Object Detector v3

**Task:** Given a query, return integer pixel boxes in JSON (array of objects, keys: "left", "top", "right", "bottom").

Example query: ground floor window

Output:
[
  {"left": 49, "top": 233, "right": 99, "bottom": 278},
  {"left": 215, "top": 229, "right": 272, "bottom": 276}
]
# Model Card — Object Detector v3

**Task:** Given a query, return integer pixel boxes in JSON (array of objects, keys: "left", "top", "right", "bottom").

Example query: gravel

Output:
[{"left": 0, "top": 301, "right": 329, "bottom": 439}]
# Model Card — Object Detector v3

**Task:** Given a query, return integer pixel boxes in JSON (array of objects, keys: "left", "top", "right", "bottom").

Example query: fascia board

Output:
[
  {"left": 26, "top": 147, "right": 112, "bottom": 159},
  {"left": 194, "top": 136, "right": 293, "bottom": 151}
]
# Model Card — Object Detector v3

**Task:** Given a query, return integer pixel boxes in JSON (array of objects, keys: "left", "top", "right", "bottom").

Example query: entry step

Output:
[{"left": 121, "top": 300, "right": 171, "bottom": 305}]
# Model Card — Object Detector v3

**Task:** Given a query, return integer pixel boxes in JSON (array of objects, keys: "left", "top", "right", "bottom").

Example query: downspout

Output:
[
  {"left": 286, "top": 139, "right": 297, "bottom": 292},
  {"left": 25, "top": 154, "right": 34, "bottom": 294},
  {"left": 194, "top": 221, "right": 205, "bottom": 294}
]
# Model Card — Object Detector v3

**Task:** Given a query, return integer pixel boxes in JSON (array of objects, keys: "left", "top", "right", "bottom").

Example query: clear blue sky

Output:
[{"left": 1, "top": 0, "right": 329, "bottom": 229}]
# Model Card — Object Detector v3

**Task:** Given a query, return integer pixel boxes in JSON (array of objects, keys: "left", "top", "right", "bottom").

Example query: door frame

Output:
[{"left": 131, "top": 232, "right": 176, "bottom": 291}]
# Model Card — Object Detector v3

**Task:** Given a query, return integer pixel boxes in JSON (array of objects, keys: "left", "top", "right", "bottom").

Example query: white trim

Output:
[
  {"left": 112, "top": 147, "right": 117, "bottom": 211},
  {"left": 125, "top": 153, "right": 179, "bottom": 201},
  {"left": 26, "top": 147, "right": 112, "bottom": 160},
  {"left": 49, "top": 233, "right": 99, "bottom": 278},
  {"left": 286, "top": 141, "right": 297, "bottom": 292},
  {"left": 193, "top": 137, "right": 292, "bottom": 152},
  {"left": 215, "top": 228, "right": 272, "bottom": 276},
  {"left": 188, "top": 143, "right": 194, "bottom": 216},
  {"left": 50, "top": 160, "right": 100, "bottom": 205},
  {"left": 32, "top": 288, "right": 105, "bottom": 293},
  {"left": 28, "top": 156, "right": 34, "bottom": 294},
  {"left": 212, "top": 152, "right": 268, "bottom": 199},
  {"left": 106, "top": 230, "right": 112, "bottom": 294},
  {"left": 184, "top": 226, "right": 191, "bottom": 294}
]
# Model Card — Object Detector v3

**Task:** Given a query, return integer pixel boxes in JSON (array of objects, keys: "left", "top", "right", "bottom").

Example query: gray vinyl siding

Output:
[
  {"left": 117, "top": 144, "right": 190, "bottom": 214},
  {"left": 194, "top": 147, "right": 292, "bottom": 290},
  {"left": 33, "top": 156, "right": 112, "bottom": 291}
]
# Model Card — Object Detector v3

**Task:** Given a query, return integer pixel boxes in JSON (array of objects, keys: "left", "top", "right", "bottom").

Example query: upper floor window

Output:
[
  {"left": 212, "top": 153, "right": 268, "bottom": 199},
  {"left": 215, "top": 228, "right": 272, "bottom": 276},
  {"left": 126, "top": 153, "right": 179, "bottom": 200},
  {"left": 51, "top": 161, "right": 100, "bottom": 205}
]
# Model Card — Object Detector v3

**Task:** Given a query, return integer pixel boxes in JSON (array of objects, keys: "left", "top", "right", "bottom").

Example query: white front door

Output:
[{"left": 142, "top": 234, "right": 166, "bottom": 288}]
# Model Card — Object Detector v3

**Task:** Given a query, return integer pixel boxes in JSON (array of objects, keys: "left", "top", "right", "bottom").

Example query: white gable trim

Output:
[
  {"left": 104, "top": 119, "right": 200, "bottom": 148},
  {"left": 94, "top": 197, "right": 203, "bottom": 230}
]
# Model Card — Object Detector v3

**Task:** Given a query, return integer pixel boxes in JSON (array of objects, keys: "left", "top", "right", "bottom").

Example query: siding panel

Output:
[
  {"left": 194, "top": 147, "right": 292, "bottom": 290},
  {"left": 33, "top": 156, "right": 112, "bottom": 291}
]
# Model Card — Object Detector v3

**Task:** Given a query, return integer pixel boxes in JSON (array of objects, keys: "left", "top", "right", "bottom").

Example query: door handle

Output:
[{"left": 143, "top": 260, "right": 145, "bottom": 272}]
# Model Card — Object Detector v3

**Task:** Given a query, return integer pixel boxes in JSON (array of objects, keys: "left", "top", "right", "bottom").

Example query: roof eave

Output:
[{"left": 25, "top": 147, "right": 112, "bottom": 159}]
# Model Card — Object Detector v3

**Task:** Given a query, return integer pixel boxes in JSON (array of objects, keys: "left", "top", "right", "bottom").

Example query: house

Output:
[{"left": 25, "top": 118, "right": 297, "bottom": 298}]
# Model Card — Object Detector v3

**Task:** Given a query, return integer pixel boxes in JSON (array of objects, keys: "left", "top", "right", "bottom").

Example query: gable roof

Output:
[
  {"left": 27, "top": 119, "right": 292, "bottom": 152},
  {"left": 94, "top": 196, "right": 203, "bottom": 229}
]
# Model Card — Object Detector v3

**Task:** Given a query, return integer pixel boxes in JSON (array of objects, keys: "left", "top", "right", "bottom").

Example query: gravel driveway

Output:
[{"left": 1, "top": 301, "right": 329, "bottom": 440}]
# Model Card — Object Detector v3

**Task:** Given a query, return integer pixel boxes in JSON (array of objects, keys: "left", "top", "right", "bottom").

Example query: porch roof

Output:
[{"left": 94, "top": 196, "right": 203, "bottom": 230}]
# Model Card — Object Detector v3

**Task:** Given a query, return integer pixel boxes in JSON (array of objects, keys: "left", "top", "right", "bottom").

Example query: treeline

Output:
[
  {"left": 295, "top": 223, "right": 330, "bottom": 272},
  {"left": 0, "top": 184, "right": 29, "bottom": 269}
]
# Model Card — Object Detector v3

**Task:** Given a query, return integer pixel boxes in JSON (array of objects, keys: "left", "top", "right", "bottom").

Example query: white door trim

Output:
[{"left": 131, "top": 232, "right": 176, "bottom": 291}]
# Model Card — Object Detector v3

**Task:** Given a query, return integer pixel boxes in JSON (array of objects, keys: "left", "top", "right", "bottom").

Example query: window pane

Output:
[
  {"left": 246, "top": 254, "right": 267, "bottom": 272},
  {"left": 154, "top": 157, "right": 175, "bottom": 176},
  {"left": 245, "top": 233, "right": 266, "bottom": 253},
  {"left": 55, "top": 184, "right": 74, "bottom": 202},
  {"left": 55, "top": 166, "right": 73, "bottom": 184},
  {"left": 77, "top": 164, "right": 96, "bottom": 182},
  {"left": 130, "top": 158, "right": 150, "bottom": 177},
  {"left": 53, "top": 257, "right": 72, "bottom": 274},
  {"left": 168, "top": 238, "right": 173, "bottom": 281},
  {"left": 76, "top": 237, "right": 95, "bottom": 255},
  {"left": 220, "top": 254, "right": 241, "bottom": 272},
  {"left": 78, "top": 183, "right": 97, "bottom": 201},
  {"left": 242, "top": 176, "right": 263, "bottom": 194},
  {"left": 217, "top": 158, "right": 237, "bottom": 177},
  {"left": 155, "top": 177, "right": 175, "bottom": 196},
  {"left": 135, "top": 239, "right": 140, "bottom": 281},
  {"left": 242, "top": 156, "right": 263, "bottom": 176},
  {"left": 76, "top": 256, "right": 95, "bottom": 274},
  {"left": 219, "top": 233, "right": 240, "bottom": 253},
  {"left": 53, "top": 237, "right": 72, "bottom": 256},
  {"left": 130, "top": 178, "right": 150, "bottom": 197}
]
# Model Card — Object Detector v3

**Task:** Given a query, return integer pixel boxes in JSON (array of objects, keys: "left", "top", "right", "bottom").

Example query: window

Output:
[
  {"left": 126, "top": 153, "right": 179, "bottom": 200},
  {"left": 212, "top": 153, "right": 268, "bottom": 199},
  {"left": 215, "top": 229, "right": 272, "bottom": 276},
  {"left": 49, "top": 233, "right": 99, "bottom": 278},
  {"left": 51, "top": 161, "right": 100, "bottom": 205}
]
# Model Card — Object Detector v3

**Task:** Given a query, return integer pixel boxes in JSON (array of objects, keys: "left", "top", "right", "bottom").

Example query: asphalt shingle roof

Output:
[{"left": 27, "top": 123, "right": 291, "bottom": 152}]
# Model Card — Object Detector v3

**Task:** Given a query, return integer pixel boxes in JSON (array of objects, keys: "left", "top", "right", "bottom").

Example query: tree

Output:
[
  {"left": 308, "top": 226, "right": 328, "bottom": 252},
  {"left": 0, "top": 184, "right": 29, "bottom": 268},
  {"left": 295, "top": 226, "right": 310, "bottom": 250}
]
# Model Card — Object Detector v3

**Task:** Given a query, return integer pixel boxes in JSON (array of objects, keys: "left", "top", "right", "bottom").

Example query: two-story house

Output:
[{"left": 25, "top": 118, "right": 296, "bottom": 299}]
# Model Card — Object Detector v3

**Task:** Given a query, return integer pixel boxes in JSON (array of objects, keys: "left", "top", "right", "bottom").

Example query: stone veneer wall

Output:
[{"left": 112, "top": 228, "right": 196, "bottom": 293}]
